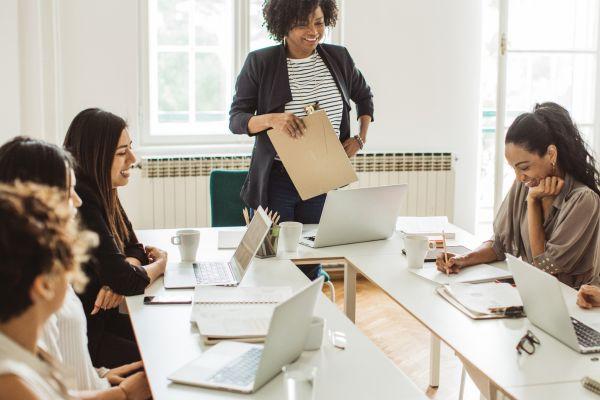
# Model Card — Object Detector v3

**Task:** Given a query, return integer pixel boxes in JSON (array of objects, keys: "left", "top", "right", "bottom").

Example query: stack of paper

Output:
[
  {"left": 396, "top": 216, "right": 455, "bottom": 239},
  {"left": 191, "top": 286, "right": 292, "bottom": 344},
  {"left": 437, "top": 282, "right": 522, "bottom": 319}
]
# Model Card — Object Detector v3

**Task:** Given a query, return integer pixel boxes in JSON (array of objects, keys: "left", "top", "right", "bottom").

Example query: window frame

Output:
[
  {"left": 138, "top": 0, "right": 344, "bottom": 148},
  {"left": 492, "top": 0, "right": 600, "bottom": 214}
]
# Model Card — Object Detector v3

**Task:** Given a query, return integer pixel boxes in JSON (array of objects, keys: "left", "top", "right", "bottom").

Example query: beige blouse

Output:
[{"left": 491, "top": 174, "right": 600, "bottom": 288}]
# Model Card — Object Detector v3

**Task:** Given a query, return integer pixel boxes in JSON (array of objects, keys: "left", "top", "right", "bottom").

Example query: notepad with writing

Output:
[{"left": 191, "top": 286, "right": 292, "bottom": 344}]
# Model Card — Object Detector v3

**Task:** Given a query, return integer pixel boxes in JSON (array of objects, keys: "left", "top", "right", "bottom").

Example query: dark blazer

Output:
[
  {"left": 75, "top": 175, "right": 150, "bottom": 354},
  {"left": 229, "top": 43, "right": 374, "bottom": 208}
]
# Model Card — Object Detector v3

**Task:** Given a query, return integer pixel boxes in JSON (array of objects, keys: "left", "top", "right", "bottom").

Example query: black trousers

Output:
[{"left": 89, "top": 312, "right": 141, "bottom": 369}]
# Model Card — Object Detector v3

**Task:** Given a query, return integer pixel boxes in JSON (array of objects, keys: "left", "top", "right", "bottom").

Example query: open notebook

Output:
[{"left": 191, "top": 286, "right": 292, "bottom": 344}]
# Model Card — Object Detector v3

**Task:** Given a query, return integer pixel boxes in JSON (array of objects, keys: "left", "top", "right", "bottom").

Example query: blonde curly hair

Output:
[{"left": 0, "top": 181, "right": 98, "bottom": 322}]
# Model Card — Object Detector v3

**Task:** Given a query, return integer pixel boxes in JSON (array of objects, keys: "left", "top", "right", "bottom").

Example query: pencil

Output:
[
  {"left": 242, "top": 208, "right": 250, "bottom": 226},
  {"left": 442, "top": 230, "right": 449, "bottom": 275}
]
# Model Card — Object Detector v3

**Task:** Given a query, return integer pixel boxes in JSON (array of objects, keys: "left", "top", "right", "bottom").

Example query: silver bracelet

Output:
[{"left": 353, "top": 135, "right": 364, "bottom": 150}]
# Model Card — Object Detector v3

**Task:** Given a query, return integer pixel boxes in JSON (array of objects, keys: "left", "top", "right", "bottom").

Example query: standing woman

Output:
[
  {"left": 64, "top": 108, "right": 168, "bottom": 368},
  {"left": 437, "top": 102, "right": 600, "bottom": 288},
  {"left": 229, "top": 0, "right": 374, "bottom": 223}
]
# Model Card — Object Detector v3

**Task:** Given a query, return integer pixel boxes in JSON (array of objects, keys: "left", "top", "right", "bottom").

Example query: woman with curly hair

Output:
[
  {"left": 436, "top": 102, "right": 600, "bottom": 289},
  {"left": 230, "top": 0, "right": 374, "bottom": 224}
]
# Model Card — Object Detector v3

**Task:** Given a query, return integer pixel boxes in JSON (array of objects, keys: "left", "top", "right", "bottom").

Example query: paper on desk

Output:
[
  {"left": 446, "top": 282, "right": 522, "bottom": 314},
  {"left": 218, "top": 228, "right": 246, "bottom": 249},
  {"left": 396, "top": 216, "right": 455, "bottom": 238},
  {"left": 193, "top": 286, "right": 292, "bottom": 304},
  {"left": 411, "top": 263, "right": 512, "bottom": 284},
  {"left": 193, "top": 304, "right": 274, "bottom": 339}
]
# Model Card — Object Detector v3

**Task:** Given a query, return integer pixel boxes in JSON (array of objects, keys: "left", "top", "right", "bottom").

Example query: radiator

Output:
[{"left": 120, "top": 153, "right": 455, "bottom": 229}]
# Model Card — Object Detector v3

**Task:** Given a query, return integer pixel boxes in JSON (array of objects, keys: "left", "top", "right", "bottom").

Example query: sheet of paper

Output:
[
  {"left": 193, "top": 304, "right": 273, "bottom": 338},
  {"left": 446, "top": 282, "right": 522, "bottom": 314},
  {"left": 410, "top": 263, "right": 512, "bottom": 284},
  {"left": 396, "top": 216, "right": 455, "bottom": 238},
  {"left": 218, "top": 228, "right": 246, "bottom": 249},
  {"left": 193, "top": 286, "right": 292, "bottom": 304}
]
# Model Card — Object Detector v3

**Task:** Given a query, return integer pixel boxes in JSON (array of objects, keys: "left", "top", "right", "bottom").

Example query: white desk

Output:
[
  {"left": 128, "top": 228, "right": 427, "bottom": 400},
  {"left": 338, "top": 224, "right": 600, "bottom": 399}
]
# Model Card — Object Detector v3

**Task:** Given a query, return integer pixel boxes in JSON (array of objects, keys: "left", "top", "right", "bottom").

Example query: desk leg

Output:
[
  {"left": 344, "top": 262, "right": 357, "bottom": 323},
  {"left": 429, "top": 334, "right": 441, "bottom": 388}
]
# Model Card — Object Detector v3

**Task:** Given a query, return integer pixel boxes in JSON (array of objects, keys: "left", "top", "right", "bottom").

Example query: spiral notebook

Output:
[
  {"left": 582, "top": 376, "right": 600, "bottom": 394},
  {"left": 191, "top": 286, "right": 292, "bottom": 344}
]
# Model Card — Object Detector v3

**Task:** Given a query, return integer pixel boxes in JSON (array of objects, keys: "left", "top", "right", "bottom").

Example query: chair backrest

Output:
[{"left": 209, "top": 169, "right": 248, "bottom": 227}]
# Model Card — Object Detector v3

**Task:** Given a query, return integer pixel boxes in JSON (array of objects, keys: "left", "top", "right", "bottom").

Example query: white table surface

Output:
[{"left": 128, "top": 228, "right": 427, "bottom": 400}]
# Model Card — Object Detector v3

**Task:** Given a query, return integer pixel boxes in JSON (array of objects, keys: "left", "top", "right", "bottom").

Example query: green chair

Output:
[{"left": 209, "top": 169, "right": 248, "bottom": 227}]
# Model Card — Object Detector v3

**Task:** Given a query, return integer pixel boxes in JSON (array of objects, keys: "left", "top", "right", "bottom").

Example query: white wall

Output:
[
  {"left": 344, "top": 0, "right": 482, "bottom": 231},
  {"left": 0, "top": 0, "right": 20, "bottom": 143},
  {"left": 3, "top": 0, "right": 482, "bottom": 232}
]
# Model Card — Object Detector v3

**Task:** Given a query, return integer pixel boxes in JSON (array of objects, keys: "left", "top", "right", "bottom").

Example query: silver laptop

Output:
[
  {"left": 168, "top": 276, "right": 323, "bottom": 393},
  {"left": 164, "top": 206, "right": 271, "bottom": 289},
  {"left": 300, "top": 184, "right": 407, "bottom": 248},
  {"left": 507, "top": 254, "right": 600, "bottom": 353}
]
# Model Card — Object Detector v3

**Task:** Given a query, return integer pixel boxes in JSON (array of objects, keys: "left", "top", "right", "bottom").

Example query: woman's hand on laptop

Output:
[
  {"left": 577, "top": 285, "right": 600, "bottom": 309},
  {"left": 435, "top": 253, "right": 469, "bottom": 274}
]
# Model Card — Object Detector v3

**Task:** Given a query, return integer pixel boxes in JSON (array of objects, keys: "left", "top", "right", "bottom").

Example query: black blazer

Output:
[
  {"left": 229, "top": 43, "right": 374, "bottom": 208},
  {"left": 75, "top": 175, "right": 150, "bottom": 352}
]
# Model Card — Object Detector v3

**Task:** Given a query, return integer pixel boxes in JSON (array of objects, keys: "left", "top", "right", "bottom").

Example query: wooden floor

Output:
[{"left": 329, "top": 277, "right": 481, "bottom": 400}]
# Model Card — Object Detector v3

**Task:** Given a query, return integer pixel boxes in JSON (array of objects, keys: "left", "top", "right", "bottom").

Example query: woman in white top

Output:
[
  {"left": 0, "top": 182, "right": 95, "bottom": 399},
  {"left": 0, "top": 137, "right": 151, "bottom": 400}
]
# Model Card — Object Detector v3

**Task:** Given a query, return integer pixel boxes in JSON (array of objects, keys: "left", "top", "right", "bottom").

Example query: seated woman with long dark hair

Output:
[
  {"left": 0, "top": 136, "right": 151, "bottom": 399},
  {"left": 436, "top": 102, "right": 600, "bottom": 289},
  {"left": 64, "top": 109, "right": 168, "bottom": 368}
]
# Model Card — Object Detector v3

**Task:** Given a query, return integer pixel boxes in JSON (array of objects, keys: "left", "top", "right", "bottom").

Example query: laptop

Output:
[
  {"left": 507, "top": 254, "right": 600, "bottom": 353},
  {"left": 164, "top": 206, "right": 272, "bottom": 289},
  {"left": 300, "top": 184, "right": 407, "bottom": 248},
  {"left": 168, "top": 276, "right": 324, "bottom": 393}
]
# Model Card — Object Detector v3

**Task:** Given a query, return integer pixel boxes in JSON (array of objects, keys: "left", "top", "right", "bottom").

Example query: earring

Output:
[
  {"left": 283, "top": 37, "right": 287, "bottom": 47},
  {"left": 552, "top": 162, "right": 556, "bottom": 175}
]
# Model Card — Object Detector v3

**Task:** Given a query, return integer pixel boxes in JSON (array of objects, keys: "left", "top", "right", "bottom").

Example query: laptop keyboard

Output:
[
  {"left": 193, "top": 262, "right": 231, "bottom": 284},
  {"left": 572, "top": 317, "right": 600, "bottom": 347},
  {"left": 209, "top": 347, "right": 263, "bottom": 387}
]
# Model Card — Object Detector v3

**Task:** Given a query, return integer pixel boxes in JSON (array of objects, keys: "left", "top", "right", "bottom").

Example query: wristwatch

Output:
[{"left": 353, "top": 135, "right": 365, "bottom": 150}]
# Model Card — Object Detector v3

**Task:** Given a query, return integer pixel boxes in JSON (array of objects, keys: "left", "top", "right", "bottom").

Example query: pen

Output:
[{"left": 442, "top": 230, "right": 449, "bottom": 276}]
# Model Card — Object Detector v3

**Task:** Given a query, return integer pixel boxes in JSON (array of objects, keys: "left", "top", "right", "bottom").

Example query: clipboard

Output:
[{"left": 267, "top": 110, "right": 358, "bottom": 200}]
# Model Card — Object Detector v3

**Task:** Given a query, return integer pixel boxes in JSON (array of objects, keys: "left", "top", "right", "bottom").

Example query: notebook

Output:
[
  {"left": 437, "top": 282, "right": 523, "bottom": 319},
  {"left": 582, "top": 376, "right": 600, "bottom": 394},
  {"left": 411, "top": 263, "right": 512, "bottom": 285},
  {"left": 191, "top": 286, "right": 292, "bottom": 344}
]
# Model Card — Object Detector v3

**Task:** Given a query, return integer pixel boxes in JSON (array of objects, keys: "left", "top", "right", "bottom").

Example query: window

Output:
[
  {"left": 142, "top": 0, "right": 339, "bottom": 146},
  {"left": 476, "top": 0, "right": 600, "bottom": 238}
]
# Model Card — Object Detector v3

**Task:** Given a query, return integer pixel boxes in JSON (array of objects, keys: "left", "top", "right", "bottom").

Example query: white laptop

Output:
[
  {"left": 507, "top": 254, "right": 600, "bottom": 354},
  {"left": 164, "top": 206, "right": 271, "bottom": 289},
  {"left": 300, "top": 184, "right": 407, "bottom": 248},
  {"left": 168, "top": 277, "right": 323, "bottom": 393}
]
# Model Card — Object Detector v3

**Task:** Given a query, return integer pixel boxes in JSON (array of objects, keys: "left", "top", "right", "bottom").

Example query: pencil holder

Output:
[{"left": 256, "top": 225, "right": 280, "bottom": 258}]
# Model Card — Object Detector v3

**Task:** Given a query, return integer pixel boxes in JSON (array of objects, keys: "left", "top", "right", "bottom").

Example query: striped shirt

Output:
[{"left": 285, "top": 52, "right": 343, "bottom": 136}]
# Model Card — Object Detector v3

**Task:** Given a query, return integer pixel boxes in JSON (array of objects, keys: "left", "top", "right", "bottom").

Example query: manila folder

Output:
[{"left": 267, "top": 110, "right": 358, "bottom": 200}]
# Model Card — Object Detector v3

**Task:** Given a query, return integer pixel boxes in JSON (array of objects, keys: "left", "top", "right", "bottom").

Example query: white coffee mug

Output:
[
  {"left": 304, "top": 316, "right": 325, "bottom": 351},
  {"left": 171, "top": 229, "right": 200, "bottom": 261},
  {"left": 280, "top": 221, "right": 303, "bottom": 252},
  {"left": 403, "top": 235, "right": 434, "bottom": 269}
]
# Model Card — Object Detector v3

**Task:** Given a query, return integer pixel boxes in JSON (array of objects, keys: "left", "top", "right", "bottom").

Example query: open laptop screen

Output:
[{"left": 231, "top": 207, "right": 271, "bottom": 273}]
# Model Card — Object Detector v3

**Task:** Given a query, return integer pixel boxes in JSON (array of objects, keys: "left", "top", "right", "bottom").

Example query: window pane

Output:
[
  {"left": 195, "top": 53, "right": 225, "bottom": 118},
  {"left": 506, "top": 53, "right": 596, "bottom": 123},
  {"left": 157, "top": 0, "right": 189, "bottom": 46},
  {"left": 195, "top": 0, "right": 229, "bottom": 46},
  {"left": 158, "top": 52, "right": 189, "bottom": 116},
  {"left": 508, "top": 0, "right": 598, "bottom": 50},
  {"left": 249, "top": 0, "right": 278, "bottom": 51}
]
